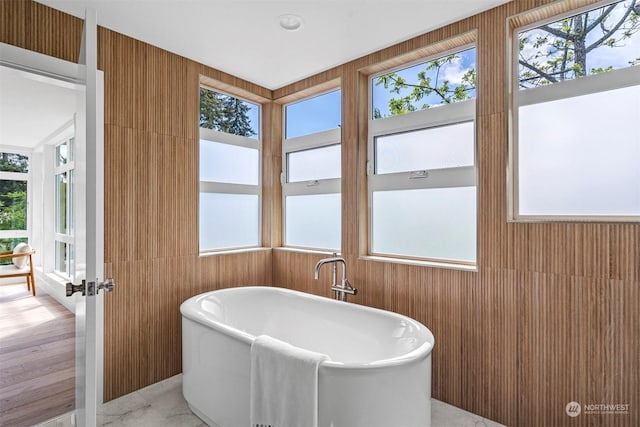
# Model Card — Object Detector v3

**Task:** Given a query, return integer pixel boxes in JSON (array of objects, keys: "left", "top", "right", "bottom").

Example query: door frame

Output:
[{"left": 0, "top": 38, "right": 105, "bottom": 421}]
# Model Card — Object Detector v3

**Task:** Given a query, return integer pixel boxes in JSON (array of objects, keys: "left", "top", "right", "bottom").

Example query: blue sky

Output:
[{"left": 285, "top": 90, "right": 341, "bottom": 139}]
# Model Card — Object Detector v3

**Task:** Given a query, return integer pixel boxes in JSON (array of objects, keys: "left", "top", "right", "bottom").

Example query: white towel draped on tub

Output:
[{"left": 250, "top": 335, "right": 330, "bottom": 427}]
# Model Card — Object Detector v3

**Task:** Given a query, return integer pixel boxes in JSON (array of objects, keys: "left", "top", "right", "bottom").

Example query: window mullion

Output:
[
  {"left": 283, "top": 178, "right": 341, "bottom": 196},
  {"left": 519, "top": 65, "right": 640, "bottom": 107},
  {"left": 370, "top": 99, "right": 475, "bottom": 137},
  {"left": 371, "top": 167, "right": 476, "bottom": 192},
  {"left": 199, "top": 181, "right": 259, "bottom": 195}
]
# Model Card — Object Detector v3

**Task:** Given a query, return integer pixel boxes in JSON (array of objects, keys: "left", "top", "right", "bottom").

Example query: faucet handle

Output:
[
  {"left": 331, "top": 285, "right": 357, "bottom": 295},
  {"left": 345, "top": 279, "right": 357, "bottom": 295}
]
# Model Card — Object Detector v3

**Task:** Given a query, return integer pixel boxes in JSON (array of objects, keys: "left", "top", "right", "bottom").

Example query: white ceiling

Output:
[
  {"left": 0, "top": 66, "right": 78, "bottom": 150},
  {"left": 36, "top": 0, "right": 509, "bottom": 90},
  {"left": 1, "top": 0, "right": 509, "bottom": 150}
]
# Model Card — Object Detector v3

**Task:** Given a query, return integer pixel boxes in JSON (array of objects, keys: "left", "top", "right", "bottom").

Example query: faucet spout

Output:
[{"left": 314, "top": 256, "right": 345, "bottom": 281}]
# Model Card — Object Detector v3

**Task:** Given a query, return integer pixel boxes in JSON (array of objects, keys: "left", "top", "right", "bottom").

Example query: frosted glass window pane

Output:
[
  {"left": 375, "top": 122, "right": 474, "bottom": 174},
  {"left": 200, "top": 140, "right": 259, "bottom": 185},
  {"left": 372, "top": 187, "right": 476, "bottom": 262},
  {"left": 285, "top": 194, "right": 341, "bottom": 250},
  {"left": 518, "top": 85, "right": 640, "bottom": 216},
  {"left": 199, "top": 193, "right": 259, "bottom": 250},
  {"left": 286, "top": 90, "right": 341, "bottom": 139},
  {"left": 288, "top": 145, "right": 341, "bottom": 182}
]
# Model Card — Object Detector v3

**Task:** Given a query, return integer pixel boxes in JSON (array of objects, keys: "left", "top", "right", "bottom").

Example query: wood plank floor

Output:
[{"left": 0, "top": 283, "right": 75, "bottom": 427}]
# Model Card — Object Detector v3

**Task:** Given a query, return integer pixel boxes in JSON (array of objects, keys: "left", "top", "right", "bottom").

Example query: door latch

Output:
[{"left": 66, "top": 278, "right": 115, "bottom": 297}]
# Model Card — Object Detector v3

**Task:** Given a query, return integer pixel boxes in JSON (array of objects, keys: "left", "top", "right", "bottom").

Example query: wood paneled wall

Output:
[
  {"left": 271, "top": 1, "right": 640, "bottom": 426},
  {"left": 3, "top": 1, "right": 639, "bottom": 425}
]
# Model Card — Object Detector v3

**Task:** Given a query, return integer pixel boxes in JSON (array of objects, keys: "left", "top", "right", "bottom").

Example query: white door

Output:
[
  {"left": 0, "top": 8, "right": 105, "bottom": 427},
  {"left": 72, "top": 9, "right": 104, "bottom": 427}
]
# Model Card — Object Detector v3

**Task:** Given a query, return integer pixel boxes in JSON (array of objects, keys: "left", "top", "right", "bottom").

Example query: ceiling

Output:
[
  {"left": 36, "top": 0, "right": 510, "bottom": 90},
  {"left": 1, "top": 0, "right": 510, "bottom": 150},
  {"left": 0, "top": 66, "right": 78, "bottom": 150}
]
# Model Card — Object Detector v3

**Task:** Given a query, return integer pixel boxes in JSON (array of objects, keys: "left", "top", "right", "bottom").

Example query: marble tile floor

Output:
[{"left": 38, "top": 374, "right": 505, "bottom": 427}]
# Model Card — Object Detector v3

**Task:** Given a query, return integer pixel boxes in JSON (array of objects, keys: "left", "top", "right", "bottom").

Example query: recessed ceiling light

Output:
[{"left": 279, "top": 14, "right": 303, "bottom": 32}]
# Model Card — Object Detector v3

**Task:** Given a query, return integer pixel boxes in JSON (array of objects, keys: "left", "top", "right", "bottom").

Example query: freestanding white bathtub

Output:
[{"left": 181, "top": 286, "right": 435, "bottom": 427}]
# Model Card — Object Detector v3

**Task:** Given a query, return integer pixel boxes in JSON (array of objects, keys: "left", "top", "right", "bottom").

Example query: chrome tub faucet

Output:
[{"left": 314, "top": 253, "right": 357, "bottom": 301}]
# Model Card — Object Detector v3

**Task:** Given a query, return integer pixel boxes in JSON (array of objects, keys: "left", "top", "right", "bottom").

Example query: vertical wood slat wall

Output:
[
  {"left": 271, "top": 2, "right": 640, "bottom": 427},
  {"left": 2, "top": 1, "right": 638, "bottom": 426}
]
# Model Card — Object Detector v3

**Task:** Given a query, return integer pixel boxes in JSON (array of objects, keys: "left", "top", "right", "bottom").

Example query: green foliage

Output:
[
  {"left": 0, "top": 153, "right": 28, "bottom": 173},
  {"left": 375, "top": 52, "right": 476, "bottom": 117},
  {"left": 518, "top": 0, "right": 640, "bottom": 88},
  {"left": 0, "top": 191, "right": 26, "bottom": 230},
  {"left": 199, "top": 88, "right": 256, "bottom": 137},
  {"left": 0, "top": 237, "right": 28, "bottom": 265},
  {"left": 0, "top": 153, "right": 28, "bottom": 232}
]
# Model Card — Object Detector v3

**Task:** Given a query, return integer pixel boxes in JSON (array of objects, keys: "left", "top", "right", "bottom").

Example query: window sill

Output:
[
  {"left": 199, "top": 247, "right": 271, "bottom": 257},
  {"left": 360, "top": 255, "right": 477, "bottom": 272},
  {"left": 34, "top": 267, "right": 76, "bottom": 313},
  {"left": 273, "top": 247, "right": 338, "bottom": 256}
]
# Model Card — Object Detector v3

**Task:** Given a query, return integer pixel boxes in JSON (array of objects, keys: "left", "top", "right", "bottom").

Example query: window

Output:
[
  {"left": 282, "top": 89, "right": 341, "bottom": 251},
  {"left": 199, "top": 87, "right": 261, "bottom": 252},
  {"left": 54, "top": 138, "right": 74, "bottom": 277},
  {"left": 0, "top": 152, "right": 29, "bottom": 264},
  {"left": 369, "top": 46, "right": 477, "bottom": 264},
  {"left": 510, "top": 0, "right": 640, "bottom": 221}
]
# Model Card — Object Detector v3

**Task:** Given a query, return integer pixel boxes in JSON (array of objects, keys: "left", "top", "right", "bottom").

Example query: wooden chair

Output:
[{"left": 0, "top": 249, "right": 37, "bottom": 296}]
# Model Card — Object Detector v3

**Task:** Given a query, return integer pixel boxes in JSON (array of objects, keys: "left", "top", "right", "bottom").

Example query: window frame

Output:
[
  {"left": 507, "top": 0, "right": 640, "bottom": 223},
  {"left": 198, "top": 87, "right": 262, "bottom": 254},
  {"left": 53, "top": 137, "right": 75, "bottom": 279},
  {"left": 282, "top": 88, "right": 342, "bottom": 252},
  {"left": 367, "top": 44, "right": 478, "bottom": 266}
]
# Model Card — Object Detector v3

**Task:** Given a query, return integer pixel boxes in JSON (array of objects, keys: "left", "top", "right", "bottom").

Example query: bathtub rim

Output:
[{"left": 180, "top": 285, "right": 435, "bottom": 370}]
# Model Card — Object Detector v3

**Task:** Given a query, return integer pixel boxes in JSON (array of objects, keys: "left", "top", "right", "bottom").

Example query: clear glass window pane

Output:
[
  {"left": 200, "top": 140, "right": 259, "bottom": 185},
  {"left": 56, "top": 142, "right": 67, "bottom": 166},
  {"left": 375, "top": 122, "right": 475, "bottom": 174},
  {"left": 285, "top": 194, "right": 341, "bottom": 251},
  {"left": 55, "top": 241, "right": 67, "bottom": 275},
  {"left": 55, "top": 173, "right": 67, "bottom": 234},
  {"left": 68, "top": 137, "right": 75, "bottom": 162},
  {"left": 0, "top": 179, "right": 27, "bottom": 231},
  {"left": 69, "top": 244, "right": 75, "bottom": 278},
  {"left": 199, "top": 193, "right": 260, "bottom": 251},
  {"left": 285, "top": 90, "right": 341, "bottom": 139},
  {"left": 372, "top": 47, "right": 476, "bottom": 119},
  {"left": 518, "top": 0, "right": 640, "bottom": 89},
  {"left": 0, "top": 152, "right": 29, "bottom": 172},
  {"left": 0, "top": 237, "right": 28, "bottom": 265},
  {"left": 518, "top": 84, "right": 640, "bottom": 216},
  {"left": 287, "top": 145, "right": 341, "bottom": 182},
  {"left": 68, "top": 170, "right": 74, "bottom": 233},
  {"left": 199, "top": 88, "right": 260, "bottom": 138},
  {"left": 372, "top": 187, "right": 476, "bottom": 262}
]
